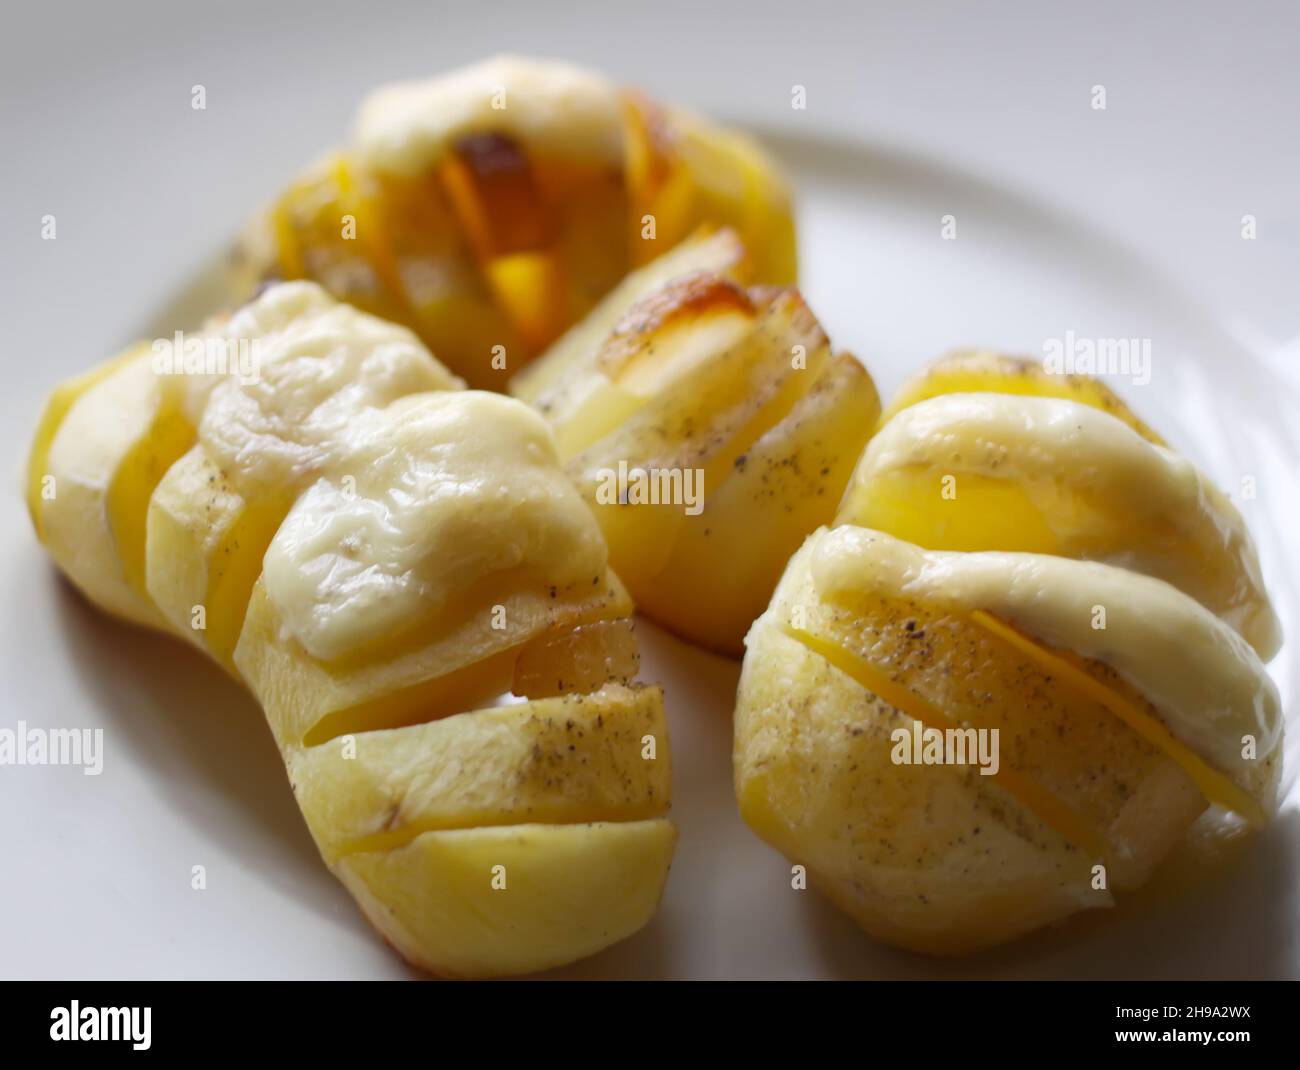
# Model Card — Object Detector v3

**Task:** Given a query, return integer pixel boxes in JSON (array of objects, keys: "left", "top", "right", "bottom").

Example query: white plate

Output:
[{"left": 2, "top": 1, "right": 1297, "bottom": 980}]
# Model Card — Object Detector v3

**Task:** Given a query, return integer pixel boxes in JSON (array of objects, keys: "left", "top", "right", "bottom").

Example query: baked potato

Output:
[
  {"left": 240, "top": 56, "right": 796, "bottom": 388},
  {"left": 734, "top": 353, "right": 1284, "bottom": 953},
  {"left": 27, "top": 281, "right": 675, "bottom": 977}
]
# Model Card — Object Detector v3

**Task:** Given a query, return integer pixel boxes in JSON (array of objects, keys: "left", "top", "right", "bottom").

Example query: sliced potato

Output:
[
  {"left": 782, "top": 532, "right": 1220, "bottom": 874},
  {"left": 553, "top": 273, "right": 761, "bottom": 460},
  {"left": 637, "top": 353, "right": 878, "bottom": 655},
  {"left": 262, "top": 153, "right": 415, "bottom": 330},
  {"left": 567, "top": 287, "right": 830, "bottom": 591},
  {"left": 218, "top": 387, "right": 675, "bottom": 976},
  {"left": 736, "top": 350, "right": 1282, "bottom": 954},
  {"left": 881, "top": 349, "right": 1165, "bottom": 443},
  {"left": 236, "top": 518, "right": 633, "bottom": 749},
  {"left": 510, "top": 226, "right": 750, "bottom": 406},
  {"left": 36, "top": 347, "right": 203, "bottom": 629},
  {"left": 336, "top": 819, "right": 676, "bottom": 978},
  {"left": 288, "top": 684, "right": 670, "bottom": 861},
  {"left": 26, "top": 343, "right": 146, "bottom": 538},
  {"left": 519, "top": 235, "right": 881, "bottom": 653},
  {"left": 30, "top": 284, "right": 676, "bottom": 978},
  {"left": 662, "top": 108, "right": 796, "bottom": 285},
  {"left": 737, "top": 615, "right": 1103, "bottom": 954},
  {"left": 145, "top": 446, "right": 292, "bottom": 668},
  {"left": 839, "top": 391, "right": 1281, "bottom": 657},
  {"left": 735, "top": 510, "right": 1282, "bottom": 952},
  {"left": 245, "top": 57, "right": 796, "bottom": 386},
  {"left": 233, "top": 390, "right": 629, "bottom": 748}
]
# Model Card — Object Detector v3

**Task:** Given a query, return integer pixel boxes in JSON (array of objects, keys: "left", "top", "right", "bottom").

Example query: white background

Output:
[{"left": 1, "top": 0, "right": 1297, "bottom": 978}]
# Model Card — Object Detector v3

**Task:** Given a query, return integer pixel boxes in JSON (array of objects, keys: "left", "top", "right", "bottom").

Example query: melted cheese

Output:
[
  {"left": 197, "top": 281, "right": 462, "bottom": 495},
  {"left": 262, "top": 391, "right": 608, "bottom": 661},
  {"left": 843, "top": 392, "right": 1282, "bottom": 657},
  {"left": 809, "top": 525, "right": 1282, "bottom": 792},
  {"left": 354, "top": 55, "right": 625, "bottom": 176}
]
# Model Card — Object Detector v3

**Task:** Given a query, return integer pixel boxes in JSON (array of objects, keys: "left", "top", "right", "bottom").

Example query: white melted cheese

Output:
[
  {"left": 262, "top": 391, "right": 608, "bottom": 662},
  {"left": 848, "top": 393, "right": 1282, "bottom": 657},
  {"left": 353, "top": 55, "right": 625, "bottom": 176},
  {"left": 808, "top": 525, "right": 1283, "bottom": 786},
  {"left": 197, "top": 281, "right": 462, "bottom": 495}
]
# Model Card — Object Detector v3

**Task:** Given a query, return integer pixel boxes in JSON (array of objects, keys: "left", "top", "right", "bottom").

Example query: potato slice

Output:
[
  {"left": 234, "top": 390, "right": 626, "bottom": 744},
  {"left": 514, "top": 231, "right": 882, "bottom": 653},
  {"left": 622, "top": 95, "right": 795, "bottom": 286},
  {"left": 882, "top": 349, "right": 1164, "bottom": 442},
  {"left": 288, "top": 684, "right": 670, "bottom": 861},
  {"left": 264, "top": 153, "right": 413, "bottom": 329},
  {"left": 512, "top": 618, "right": 639, "bottom": 699},
  {"left": 36, "top": 347, "right": 203, "bottom": 629},
  {"left": 26, "top": 343, "right": 146, "bottom": 538},
  {"left": 664, "top": 107, "right": 797, "bottom": 285},
  {"left": 637, "top": 353, "right": 879, "bottom": 655},
  {"left": 366, "top": 166, "right": 525, "bottom": 389},
  {"left": 567, "top": 287, "right": 830, "bottom": 588},
  {"left": 337, "top": 819, "right": 676, "bottom": 978},
  {"left": 236, "top": 526, "right": 632, "bottom": 750},
  {"left": 511, "top": 226, "right": 749, "bottom": 406},
  {"left": 533, "top": 254, "right": 879, "bottom": 652},
  {"left": 438, "top": 132, "right": 566, "bottom": 351},
  {"left": 813, "top": 527, "right": 1281, "bottom": 814},
  {"left": 242, "top": 566, "right": 630, "bottom": 743},
  {"left": 532, "top": 155, "right": 631, "bottom": 332},
  {"left": 839, "top": 392, "right": 1281, "bottom": 657},
  {"left": 547, "top": 272, "right": 760, "bottom": 460},
  {"left": 146, "top": 447, "right": 292, "bottom": 668}
]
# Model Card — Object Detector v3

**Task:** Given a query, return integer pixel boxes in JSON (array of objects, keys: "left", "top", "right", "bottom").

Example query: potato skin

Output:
[
  {"left": 337, "top": 819, "right": 677, "bottom": 978},
  {"left": 735, "top": 544, "right": 1107, "bottom": 955}
]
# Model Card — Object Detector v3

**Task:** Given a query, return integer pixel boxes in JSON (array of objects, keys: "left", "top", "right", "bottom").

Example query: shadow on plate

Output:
[
  {"left": 50, "top": 569, "right": 365, "bottom": 933},
  {"left": 801, "top": 807, "right": 1299, "bottom": 980}
]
